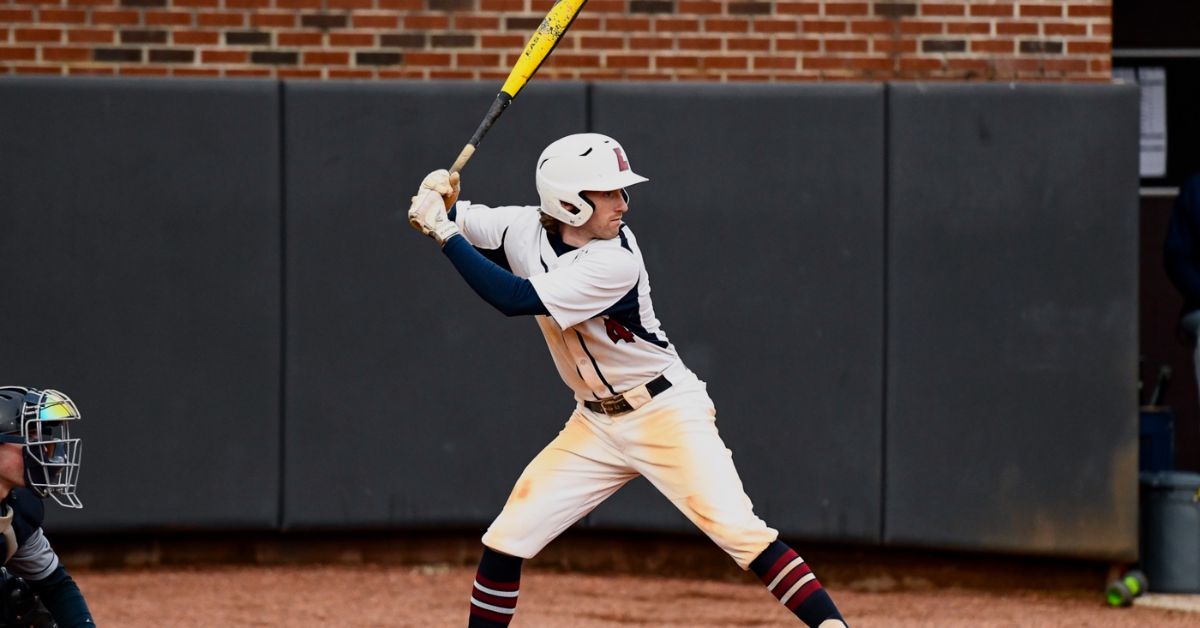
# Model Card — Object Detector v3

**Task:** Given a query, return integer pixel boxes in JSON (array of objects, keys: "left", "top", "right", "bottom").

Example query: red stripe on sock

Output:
[
  {"left": 470, "top": 605, "right": 514, "bottom": 625},
  {"left": 473, "top": 590, "right": 517, "bottom": 609},
  {"left": 771, "top": 562, "right": 813, "bottom": 600},
  {"left": 763, "top": 550, "right": 801, "bottom": 584},
  {"left": 785, "top": 578, "right": 824, "bottom": 611},
  {"left": 475, "top": 574, "right": 520, "bottom": 592}
]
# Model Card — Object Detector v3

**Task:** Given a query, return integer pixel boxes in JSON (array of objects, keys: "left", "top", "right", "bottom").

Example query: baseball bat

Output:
[
  {"left": 410, "top": 0, "right": 586, "bottom": 229},
  {"left": 448, "top": 0, "right": 588, "bottom": 174}
]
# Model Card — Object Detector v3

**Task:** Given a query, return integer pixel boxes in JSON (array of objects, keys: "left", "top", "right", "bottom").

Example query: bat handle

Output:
[
  {"left": 449, "top": 92, "right": 513, "bottom": 175},
  {"left": 449, "top": 144, "right": 475, "bottom": 175}
]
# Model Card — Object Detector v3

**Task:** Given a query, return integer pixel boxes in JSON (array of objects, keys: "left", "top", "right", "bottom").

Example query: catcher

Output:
[{"left": 0, "top": 387, "right": 93, "bottom": 627}]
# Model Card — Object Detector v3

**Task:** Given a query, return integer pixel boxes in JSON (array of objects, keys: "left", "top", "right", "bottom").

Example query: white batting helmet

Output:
[{"left": 535, "top": 133, "right": 648, "bottom": 227}]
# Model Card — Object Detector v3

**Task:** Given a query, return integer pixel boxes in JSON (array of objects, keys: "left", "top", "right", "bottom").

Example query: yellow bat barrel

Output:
[
  {"left": 449, "top": 0, "right": 588, "bottom": 174},
  {"left": 501, "top": 0, "right": 589, "bottom": 98}
]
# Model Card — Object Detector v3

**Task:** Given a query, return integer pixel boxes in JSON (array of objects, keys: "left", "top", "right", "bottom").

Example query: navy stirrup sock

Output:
[
  {"left": 750, "top": 540, "right": 846, "bottom": 627},
  {"left": 467, "top": 547, "right": 524, "bottom": 627}
]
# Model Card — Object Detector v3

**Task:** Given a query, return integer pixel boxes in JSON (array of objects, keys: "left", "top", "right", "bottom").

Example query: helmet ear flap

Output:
[
  {"left": 0, "top": 388, "right": 24, "bottom": 435},
  {"left": 559, "top": 193, "right": 593, "bottom": 218}
]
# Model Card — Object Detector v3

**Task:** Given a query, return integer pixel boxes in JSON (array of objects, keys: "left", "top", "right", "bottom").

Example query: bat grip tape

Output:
[{"left": 469, "top": 92, "right": 514, "bottom": 148}]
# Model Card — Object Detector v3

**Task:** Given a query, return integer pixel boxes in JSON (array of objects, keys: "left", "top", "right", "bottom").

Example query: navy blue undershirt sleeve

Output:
[
  {"left": 29, "top": 565, "right": 93, "bottom": 627},
  {"left": 442, "top": 234, "right": 550, "bottom": 317}
]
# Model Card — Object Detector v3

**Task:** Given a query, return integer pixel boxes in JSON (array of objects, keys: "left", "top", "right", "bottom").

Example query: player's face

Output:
[
  {"left": 579, "top": 189, "right": 628, "bottom": 240},
  {"left": 0, "top": 443, "right": 24, "bottom": 493}
]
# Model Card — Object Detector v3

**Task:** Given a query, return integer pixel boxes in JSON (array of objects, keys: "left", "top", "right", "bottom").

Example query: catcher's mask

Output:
[{"left": 0, "top": 387, "right": 82, "bottom": 508}]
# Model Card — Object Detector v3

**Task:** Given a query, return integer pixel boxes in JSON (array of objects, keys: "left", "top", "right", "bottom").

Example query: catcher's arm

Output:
[{"left": 26, "top": 565, "right": 92, "bottom": 628}]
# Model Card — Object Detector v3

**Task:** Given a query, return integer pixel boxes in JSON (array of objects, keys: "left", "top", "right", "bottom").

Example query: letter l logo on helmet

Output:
[{"left": 613, "top": 147, "right": 630, "bottom": 172}]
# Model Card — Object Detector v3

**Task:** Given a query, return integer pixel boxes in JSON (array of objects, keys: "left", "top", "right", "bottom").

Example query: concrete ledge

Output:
[{"left": 1135, "top": 594, "right": 1200, "bottom": 613}]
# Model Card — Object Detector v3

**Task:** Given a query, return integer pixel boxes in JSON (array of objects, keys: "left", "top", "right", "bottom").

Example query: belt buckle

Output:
[{"left": 600, "top": 395, "right": 630, "bottom": 415}]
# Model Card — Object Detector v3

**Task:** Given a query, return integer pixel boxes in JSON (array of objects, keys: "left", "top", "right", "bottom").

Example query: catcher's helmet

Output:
[
  {"left": 535, "top": 133, "right": 648, "bottom": 227},
  {"left": 0, "top": 387, "right": 82, "bottom": 508}
]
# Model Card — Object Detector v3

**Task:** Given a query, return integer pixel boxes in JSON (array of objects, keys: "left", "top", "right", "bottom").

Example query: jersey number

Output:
[{"left": 605, "top": 318, "right": 636, "bottom": 344}]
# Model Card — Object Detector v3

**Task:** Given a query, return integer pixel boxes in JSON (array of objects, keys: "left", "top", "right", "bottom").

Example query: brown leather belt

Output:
[{"left": 583, "top": 374, "right": 672, "bottom": 416}]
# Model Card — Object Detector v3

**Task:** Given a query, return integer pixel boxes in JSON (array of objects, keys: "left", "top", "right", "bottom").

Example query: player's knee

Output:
[
  {"left": 701, "top": 519, "right": 778, "bottom": 569},
  {"left": 677, "top": 495, "right": 776, "bottom": 568},
  {"left": 725, "top": 536, "right": 780, "bottom": 570},
  {"left": 481, "top": 524, "right": 547, "bottom": 561},
  {"left": 480, "top": 535, "right": 540, "bottom": 561}
]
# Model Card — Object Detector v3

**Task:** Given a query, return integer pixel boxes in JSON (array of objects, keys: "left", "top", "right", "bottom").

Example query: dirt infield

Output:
[
  {"left": 74, "top": 564, "right": 1200, "bottom": 627},
  {"left": 56, "top": 532, "right": 1200, "bottom": 627}
]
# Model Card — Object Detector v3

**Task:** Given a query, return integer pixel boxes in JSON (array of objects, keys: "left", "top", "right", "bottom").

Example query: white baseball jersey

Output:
[{"left": 452, "top": 201, "right": 680, "bottom": 402}]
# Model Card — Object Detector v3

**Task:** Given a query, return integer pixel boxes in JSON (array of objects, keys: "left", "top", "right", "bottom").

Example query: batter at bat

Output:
[{"left": 407, "top": 134, "right": 848, "bottom": 628}]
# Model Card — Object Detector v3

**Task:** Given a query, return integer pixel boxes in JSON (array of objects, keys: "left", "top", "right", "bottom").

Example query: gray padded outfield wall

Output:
[
  {"left": 0, "top": 78, "right": 282, "bottom": 531},
  {"left": 583, "top": 84, "right": 886, "bottom": 543},
  {"left": 0, "top": 78, "right": 1142, "bottom": 560},
  {"left": 884, "top": 84, "right": 1140, "bottom": 559},
  {"left": 282, "top": 82, "right": 588, "bottom": 528}
]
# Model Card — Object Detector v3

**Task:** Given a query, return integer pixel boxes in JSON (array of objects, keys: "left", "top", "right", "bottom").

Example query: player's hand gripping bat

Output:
[{"left": 409, "top": 0, "right": 588, "bottom": 233}]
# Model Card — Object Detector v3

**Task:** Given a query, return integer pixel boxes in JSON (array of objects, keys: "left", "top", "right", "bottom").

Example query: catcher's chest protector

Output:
[{"left": 0, "top": 491, "right": 44, "bottom": 566}]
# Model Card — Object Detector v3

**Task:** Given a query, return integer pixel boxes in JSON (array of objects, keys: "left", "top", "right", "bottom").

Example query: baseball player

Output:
[
  {"left": 0, "top": 387, "right": 93, "bottom": 627},
  {"left": 407, "top": 133, "right": 847, "bottom": 628}
]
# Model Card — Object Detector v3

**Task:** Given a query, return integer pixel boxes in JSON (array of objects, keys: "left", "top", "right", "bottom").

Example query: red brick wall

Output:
[{"left": 0, "top": 0, "right": 1111, "bottom": 81}]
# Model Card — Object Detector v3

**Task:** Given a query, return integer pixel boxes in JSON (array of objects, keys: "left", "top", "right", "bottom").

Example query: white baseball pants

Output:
[{"left": 482, "top": 367, "right": 778, "bottom": 569}]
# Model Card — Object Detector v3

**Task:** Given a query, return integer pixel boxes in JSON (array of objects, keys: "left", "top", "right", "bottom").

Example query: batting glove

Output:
[
  {"left": 408, "top": 186, "right": 460, "bottom": 245},
  {"left": 420, "top": 169, "right": 461, "bottom": 210}
]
